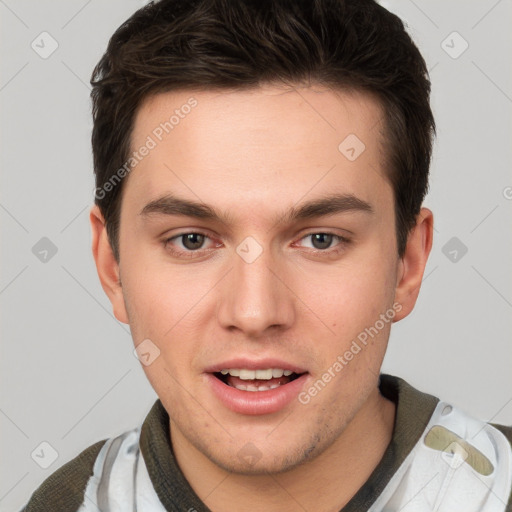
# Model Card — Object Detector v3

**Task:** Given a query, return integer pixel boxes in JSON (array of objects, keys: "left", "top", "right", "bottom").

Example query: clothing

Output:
[{"left": 22, "top": 374, "right": 512, "bottom": 511}]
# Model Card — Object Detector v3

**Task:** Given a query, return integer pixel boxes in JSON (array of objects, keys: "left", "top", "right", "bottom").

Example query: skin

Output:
[{"left": 91, "top": 84, "right": 433, "bottom": 512}]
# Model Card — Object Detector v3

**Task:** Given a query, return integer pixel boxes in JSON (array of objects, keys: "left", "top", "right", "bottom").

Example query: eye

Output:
[
  {"left": 164, "top": 232, "right": 219, "bottom": 256},
  {"left": 308, "top": 233, "right": 334, "bottom": 250},
  {"left": 178, "top": 233, "right": 207, "bottom": 250},
  {"left": 297, "top": 232, "right": 350, "bottom": 251}
]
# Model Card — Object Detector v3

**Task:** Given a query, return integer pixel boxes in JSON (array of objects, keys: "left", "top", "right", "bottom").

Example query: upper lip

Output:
[{"left": 204, "top": 358, "right": 308, "bottom": 374}]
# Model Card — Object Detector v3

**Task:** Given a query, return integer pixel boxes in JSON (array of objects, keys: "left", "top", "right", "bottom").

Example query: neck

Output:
[{"left": 171, "top": 388, "right": 396, "bottom": 512}]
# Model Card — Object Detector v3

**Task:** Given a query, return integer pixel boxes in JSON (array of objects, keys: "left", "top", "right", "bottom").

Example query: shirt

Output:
[{"left": 22, "top": 374, "right": 512, "bottom": 511}]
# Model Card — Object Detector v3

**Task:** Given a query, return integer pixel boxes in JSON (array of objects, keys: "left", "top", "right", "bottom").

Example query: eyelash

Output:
[{"left": 163, "top": 231, "right": 352, "bottom": 258}]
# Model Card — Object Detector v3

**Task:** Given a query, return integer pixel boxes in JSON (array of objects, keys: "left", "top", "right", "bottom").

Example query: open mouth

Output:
[
  {"left": 214, "top": 368, "right": 304, "bottom": 392},
  {"left": 207, "top": 364, "right": 310, "bottom": 414}
]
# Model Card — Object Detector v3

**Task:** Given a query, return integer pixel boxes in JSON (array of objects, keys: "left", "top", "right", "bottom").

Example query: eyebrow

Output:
[{"left": 139, "top": 193, "right": 374, "bottom": 225}]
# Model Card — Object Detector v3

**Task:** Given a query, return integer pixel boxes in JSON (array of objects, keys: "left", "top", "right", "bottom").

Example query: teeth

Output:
[
  {"left": 220, "top": 368, "right": 296, "bottom": 380},
  {"left": 239, "top": 369, "right": 256, "bottom": 380},
  {"left": 232, "top": 382, "right": 283, "bottom": 391},
  {"left": 256, "top": 369, "right": 273, "bottom": 379}
]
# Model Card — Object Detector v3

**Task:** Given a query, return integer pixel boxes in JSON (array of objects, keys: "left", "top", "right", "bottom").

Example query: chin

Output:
[
  {"left": 211, "top": 451, "right": 304, "bottom": 476},
  {"left": 203, "top": 432, "right": 328, "bottom": 476}
]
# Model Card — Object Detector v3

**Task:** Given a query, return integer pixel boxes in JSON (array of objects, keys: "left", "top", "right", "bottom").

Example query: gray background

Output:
[{"left": 1, "top": 0, "right": 511, "bottom": 510}]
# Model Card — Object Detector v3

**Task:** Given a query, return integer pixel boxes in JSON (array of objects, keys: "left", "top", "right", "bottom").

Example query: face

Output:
[{"left": 99, "top": 84, "right": 413, "bottom": 474}]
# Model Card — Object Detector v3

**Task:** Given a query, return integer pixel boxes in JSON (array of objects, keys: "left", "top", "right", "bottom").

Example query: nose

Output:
[{"left": 216, "top": 242, "right": 296, "bottom": 338}]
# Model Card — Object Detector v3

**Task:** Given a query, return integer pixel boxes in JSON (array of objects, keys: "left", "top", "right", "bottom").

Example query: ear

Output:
[
  {"left": 90, "top": 205, "right": 129, "bottom": 324},
  {"left": 393, "top": 207, "right": 434, "bottom": 322}
]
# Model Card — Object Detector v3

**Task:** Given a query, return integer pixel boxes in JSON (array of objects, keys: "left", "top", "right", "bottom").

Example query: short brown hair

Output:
[{"left": 91, "top": 0, "right": 435, "bottom": 261}]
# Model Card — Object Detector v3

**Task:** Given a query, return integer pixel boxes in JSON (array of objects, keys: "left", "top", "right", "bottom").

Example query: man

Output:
[{"left": 22, "top": 0, "right": 512, "bottom": 510}]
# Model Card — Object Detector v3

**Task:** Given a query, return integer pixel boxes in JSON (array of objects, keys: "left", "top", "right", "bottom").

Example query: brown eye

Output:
[
  {"left": 181, "top": 233, "right": 206, "bottom": 250},
  {"left": 295, "top": 232, "right": 351, "bottom": 255},
  {"left": 164, "top": 231, "right": 220, "bottom": 260},
  {"left": 310, "top": 233, "right": 334, "bottom": 250}
]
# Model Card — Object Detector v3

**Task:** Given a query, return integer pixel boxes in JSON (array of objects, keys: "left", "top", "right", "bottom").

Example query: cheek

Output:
[
  {"left": 120, "top": 255, "right": 216, "bottom": 372},
  {"left": 123, "top": 267, "right": 209, "bottom": 399},
  {"left": 121, "top": 248, "right": 198, "bottom": 331},
  {"left": 303, "top": 252, "right": 397, "bottom": 337}
]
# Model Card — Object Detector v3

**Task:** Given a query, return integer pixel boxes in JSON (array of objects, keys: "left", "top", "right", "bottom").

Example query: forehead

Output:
[{"left": 124, "top": 84, "right": 391, "bottom": 222}]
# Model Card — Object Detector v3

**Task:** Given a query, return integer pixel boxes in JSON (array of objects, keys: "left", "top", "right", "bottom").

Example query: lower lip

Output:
[{"left": 206, "top": 373, "right": 309, "bottom": 415}]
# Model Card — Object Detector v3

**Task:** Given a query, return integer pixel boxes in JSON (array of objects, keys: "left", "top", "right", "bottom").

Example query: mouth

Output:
[
  {"left": 214, "top": 368, "right": 304, "bottom": 392},
  {"left": 205, "top": 362, "right": 309, "bottom": 415}
]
